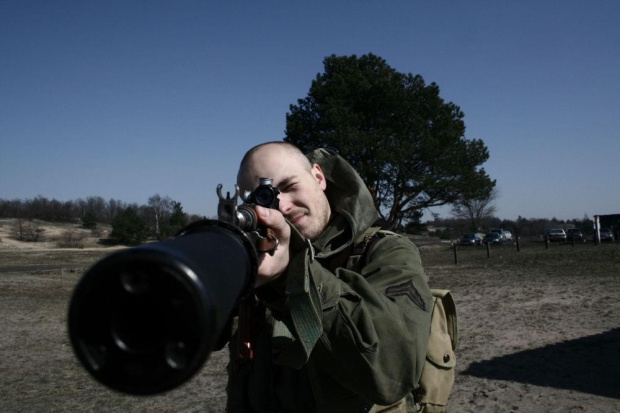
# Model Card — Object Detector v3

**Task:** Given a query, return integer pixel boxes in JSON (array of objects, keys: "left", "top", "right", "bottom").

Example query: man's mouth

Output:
[{"left": 288, "top": 213, "right": 306, "bottom": 226}]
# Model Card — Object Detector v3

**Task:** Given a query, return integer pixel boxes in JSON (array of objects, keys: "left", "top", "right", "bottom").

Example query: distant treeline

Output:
[
  {"left": 0, "top": 195, "right": 594, "bottom": 242},
  {"left": 420, "top": 215, "right": 595, "bottom": 239},
  {"left": 0, "top": 195, "right": 205, "bottom": 245},
  {"left": 0, "top": 195, "right": 203, "bottom": 224}
]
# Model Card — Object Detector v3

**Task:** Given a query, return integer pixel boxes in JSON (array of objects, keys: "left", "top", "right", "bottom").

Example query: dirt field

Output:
[{"left": 1, "top": 220, "right": 619, "bottom": 412}]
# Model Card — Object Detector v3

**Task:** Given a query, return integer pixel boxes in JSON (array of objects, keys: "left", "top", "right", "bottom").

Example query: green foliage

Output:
[
  {"left": 81, "top": 210, "right": 97, "bottom": 229},
  {"left": 285, "top": 53, "right": 495, "bottom": 229},
  {"left": 402, "top": 210, "right": 427, "bottom": 234},
  {"left": 573, "top": 216, "right": 595, "bottom": 236},
  {"left": 158, "top": 201, "right": 188, "bottom": 240},
  {"left": 111, "top": 208, "right": 148, "bottom": 246}
]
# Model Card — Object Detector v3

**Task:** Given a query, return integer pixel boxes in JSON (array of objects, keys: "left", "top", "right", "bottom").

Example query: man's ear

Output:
[{"left": 311, "top": 163, "right": 327, "bottom": 191}]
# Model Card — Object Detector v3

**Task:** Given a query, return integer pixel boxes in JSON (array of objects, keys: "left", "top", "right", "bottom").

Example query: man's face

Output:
[{"left": 238, "top": 145, "right": 331, "bottom": 240}]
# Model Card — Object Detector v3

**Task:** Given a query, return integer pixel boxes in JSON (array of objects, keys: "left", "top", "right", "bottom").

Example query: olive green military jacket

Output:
[{"left": 225, "top": 149, "right": 432, "bottom": 412}]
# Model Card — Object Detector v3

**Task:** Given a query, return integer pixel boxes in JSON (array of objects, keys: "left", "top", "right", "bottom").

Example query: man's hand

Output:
[{"left": 254, "top": 205, "right": 290, "bottom": 287}]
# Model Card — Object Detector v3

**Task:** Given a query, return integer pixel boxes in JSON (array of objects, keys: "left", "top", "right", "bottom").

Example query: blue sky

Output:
[{"left": 1, "top": 1, "right": 618, "bottom": 221}]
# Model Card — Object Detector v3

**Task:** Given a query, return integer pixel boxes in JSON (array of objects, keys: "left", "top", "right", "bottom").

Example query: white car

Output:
[
  {"left": 547, "top": 229, "right": 567, "bottom": 242},
  {"left": 491, "top": 229, "right": 513, "bottom": 242}
]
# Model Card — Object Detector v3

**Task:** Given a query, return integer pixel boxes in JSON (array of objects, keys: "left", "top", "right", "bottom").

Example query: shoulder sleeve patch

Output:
[{"left": 385, "top": 280, "right": 426, "bottom": 311}]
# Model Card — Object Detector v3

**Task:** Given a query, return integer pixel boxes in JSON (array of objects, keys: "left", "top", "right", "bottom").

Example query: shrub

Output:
[
  {"left": 90, "top": 227, "right": 104, "bottom": 238},
  {"left": 57, "top": 230, "right": 85, "bottom": 248},
  {"left": 10, "top": 219, "right": 43, "bottom": 242}
]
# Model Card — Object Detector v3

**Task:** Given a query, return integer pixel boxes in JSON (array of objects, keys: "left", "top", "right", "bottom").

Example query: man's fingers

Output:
[
  {"left": 255, "top": 205, "right": 287, "bottom": 233},
  {"left": 253, "top": 205, "right": 290, "bottom": 286}
]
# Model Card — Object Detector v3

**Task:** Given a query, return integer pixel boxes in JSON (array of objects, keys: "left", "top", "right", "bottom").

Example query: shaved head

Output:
[{"left": 237, "top": 142, "right": 311, "bottom": 191}]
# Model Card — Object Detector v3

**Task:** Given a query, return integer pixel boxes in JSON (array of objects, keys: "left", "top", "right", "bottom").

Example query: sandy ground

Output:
[
  {"left": 420, "top": 241, "right": 620, "bottom": 413},
  {"left": 0, "top": 219, "right": 619, "bottom": 412}
]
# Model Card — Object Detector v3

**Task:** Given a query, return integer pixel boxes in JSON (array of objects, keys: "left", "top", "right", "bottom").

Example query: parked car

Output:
[
  {"left": 483, "top": 232, "right": 504, "bottom": 245},
  {"left": 566, "top": 228, "right": 585, "bottom": 243},
  {"left": 600, "top": 228, "right": 615, "bottom": 242},
  {"left": 491, "top": 228, "right": 513, "bottom": 242},
  {"left": 458, "top": 233, "right": 483, "bottom": 246},
  {"left": 547, "top": 229, "right": 567, "bottom": 242}
]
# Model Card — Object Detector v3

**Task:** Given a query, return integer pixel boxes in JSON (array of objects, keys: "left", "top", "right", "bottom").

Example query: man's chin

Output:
[
  {"left": 300, "top": 227, "right": 322, "bottom": 241},
  {"left": 291, "top": 217, "right": 321, "bottom": 240},
  {"left": 294, "top": 224, "right": 312, "bottom": 240},
  {"left": 295, "top": 226, "right": 310, "bottom": 239}
]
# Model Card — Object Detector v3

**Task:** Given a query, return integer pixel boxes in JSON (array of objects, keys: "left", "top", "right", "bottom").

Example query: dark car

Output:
[
  {"left": 600, "top": 228, "right": 615, "bottom": 242},
  {"left": 566, "top": 228, "right": 585, "bottom": 243},
  {"left": 483, "top": 232, "right": 503, "bottom": 245},
  {"left": 458, "top": 233, "right": 482, "bottom": 246}
]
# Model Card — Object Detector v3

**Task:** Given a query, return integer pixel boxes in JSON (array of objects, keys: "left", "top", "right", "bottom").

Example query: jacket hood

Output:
[{"left": 306, "top": 149, "right": 378, "bottom": 253}]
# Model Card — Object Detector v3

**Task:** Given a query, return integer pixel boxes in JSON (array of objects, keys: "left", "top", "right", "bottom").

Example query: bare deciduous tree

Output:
[
  {"left": 451, "top": 188, "right": 499, "bottom": 232},
  {"left": 147, "top": 194, "right": 173, "bottom": 239}
]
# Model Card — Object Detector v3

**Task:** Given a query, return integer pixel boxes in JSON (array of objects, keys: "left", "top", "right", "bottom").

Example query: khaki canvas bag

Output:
[{"left": 413, "top": 289, "right": 459, "bottom": 412}]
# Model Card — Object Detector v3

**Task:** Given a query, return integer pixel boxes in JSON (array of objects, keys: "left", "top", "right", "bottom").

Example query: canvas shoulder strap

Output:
[{"left": 347, "top": 226, "right": 384, "bottom": 272}]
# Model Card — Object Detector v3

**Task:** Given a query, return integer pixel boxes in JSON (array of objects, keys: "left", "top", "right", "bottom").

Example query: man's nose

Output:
[{"left": 278, "top": 194, "right": 293, "bottom": 215}]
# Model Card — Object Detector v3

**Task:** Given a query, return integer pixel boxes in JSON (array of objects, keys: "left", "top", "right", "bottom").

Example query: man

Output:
[{"left": 225, "top": 142, "right": 432, "bottom": 412}]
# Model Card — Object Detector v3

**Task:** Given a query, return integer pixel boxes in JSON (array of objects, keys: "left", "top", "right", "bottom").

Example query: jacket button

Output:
[{"left": 443, "top": 353, "right": 451, "bottom": 363}]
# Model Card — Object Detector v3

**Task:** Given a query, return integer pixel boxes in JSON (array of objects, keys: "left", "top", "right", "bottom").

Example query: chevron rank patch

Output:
[{"left": 385, "top": 280, "right": 426, "bottom": 311}]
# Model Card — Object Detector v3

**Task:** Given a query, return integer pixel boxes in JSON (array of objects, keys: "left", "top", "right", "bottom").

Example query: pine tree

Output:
[
  {"left": 82, "top": 210, "right": 97, "bottom": 229},
  {"left": 111, "top": 208, "right": 148, "bottom": 245}
]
